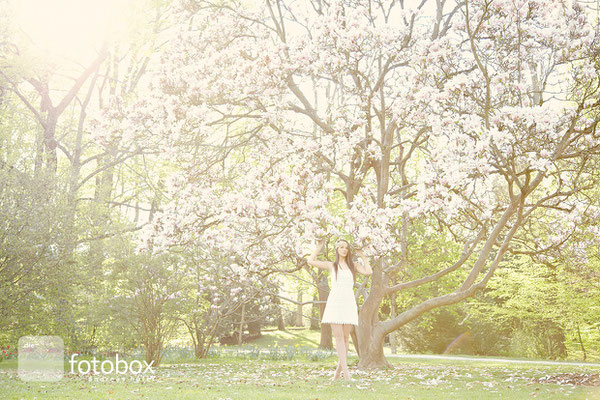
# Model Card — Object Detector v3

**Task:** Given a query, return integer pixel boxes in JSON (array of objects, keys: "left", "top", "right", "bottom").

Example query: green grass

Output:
[
  {"left": 1, "top": 329, "right": 599, "bottom": 399},
  {"left": 219, "top": 328, "right": 600, "bottom": 363},
  {"left": 1, "top": 355, "right": 599, "bottom": 399},
  {"left": 245, "top": 328, "right": 323, "bottom": 348}
]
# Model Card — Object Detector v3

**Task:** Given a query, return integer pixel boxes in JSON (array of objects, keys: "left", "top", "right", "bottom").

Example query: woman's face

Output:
[{"left": 337, "top": 241, "right": 349, "bottom": 259}]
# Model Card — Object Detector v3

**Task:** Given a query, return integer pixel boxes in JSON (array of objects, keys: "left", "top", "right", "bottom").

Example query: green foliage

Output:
[
  {"left": 0, "top": 167, "right": 72, "bottom": 334},
  {"left": 396, "top": 253, "right": 600, "bottom": 361}
]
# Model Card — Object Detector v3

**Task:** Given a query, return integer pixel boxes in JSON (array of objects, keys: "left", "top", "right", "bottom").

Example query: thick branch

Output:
[{"left": 385, "top": 228, "right": 486, "bottom": 295}]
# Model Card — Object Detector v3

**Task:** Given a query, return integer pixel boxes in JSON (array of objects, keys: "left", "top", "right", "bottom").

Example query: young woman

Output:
[{"left": 307, "top": 238, "right": 372, "bottom": 382}]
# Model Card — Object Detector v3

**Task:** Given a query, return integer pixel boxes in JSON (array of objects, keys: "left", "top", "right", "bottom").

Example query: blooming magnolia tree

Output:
[{"left": 100, "top": 0, "right": 600, "bottom": 367}]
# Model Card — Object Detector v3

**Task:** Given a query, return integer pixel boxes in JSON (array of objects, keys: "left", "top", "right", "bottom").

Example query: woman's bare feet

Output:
[
  {"left": 332, "top": 362, "right": 342, "bottom": 381},
  {"left": 342, "top": 366, "right": 352, "bottom": 381}
]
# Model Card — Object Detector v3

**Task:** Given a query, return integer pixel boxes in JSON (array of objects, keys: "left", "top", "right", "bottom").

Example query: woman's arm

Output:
[
  {"left": 307, "top": 239, "right": 333, "bottom": 271},
  {"left": 354, "top": 249, "right": 373, "bottom": 275}
]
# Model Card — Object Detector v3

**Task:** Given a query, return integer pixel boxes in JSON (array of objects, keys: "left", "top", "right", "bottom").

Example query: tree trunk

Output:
[
  {"left": 273, "top": 295, "right": 285, "bottom": 330},
  {"left": 577, "top": 322, "right": 586, "bottom": 361},
  {"left": 43, "top": 109, "right": 58, "bottom": 174},
  {"left": 350, "top": 325, "right": 360, "bottom": 356},
  {"left": 33, "top": 125, "right": 44, "bottom": 180},
  {"left": 238, "top": 303, "right": 245, "bottom": 345},
  {"left": 143, "top": 310, "right": 164, "bottom": 367},
  {"left": 247, "top": 320, "right": 261, "bottom": 335},
  {"left": 356, "top": 326, "right": 392, "bottom": 369},
  {"left": 317, "top": 275, "right": 332, "bottom": 349},
  {"left": 356, "top": 258, "right": 392, "bottom": 368},
  {"left": 310, "top": 293, "right": 320, "bottom": 330},
  {"left": 357, "top": 321, "right": 392, "bottom": 369},
  {"left": 193, "top": 329, "right": 203, "bottom": 358},
  {"left": 277, "top": 312, "right": 285, "bottom": 330},
  {"left": 296, "top": 289, "right": 303, "bottom": 327},
  {"left": 390, "top": 291, "right": 397, "bottom": 354}
]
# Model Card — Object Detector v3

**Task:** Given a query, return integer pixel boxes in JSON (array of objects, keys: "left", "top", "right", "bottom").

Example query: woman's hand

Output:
[
  {"left": 314, "top": 238, "right": 325, "bottom": 252},
  {"left": 307, "top": 238, "right": 333, "bottom": 271},
  {"left": 354, "top": 248, "right": 372, "bottom": 275}
]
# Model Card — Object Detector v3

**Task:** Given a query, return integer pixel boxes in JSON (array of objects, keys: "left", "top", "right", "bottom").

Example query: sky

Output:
[{"left": 10, "top": 0, "right": 132, "bottom": 62}]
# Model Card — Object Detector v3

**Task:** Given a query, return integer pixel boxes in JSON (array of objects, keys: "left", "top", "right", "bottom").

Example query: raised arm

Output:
[
  {"left": 355, "top": 249, "right": 373, "bottom": 275},
  {"left": 306, "top": 239, "right": 333, "bottom": 271}
]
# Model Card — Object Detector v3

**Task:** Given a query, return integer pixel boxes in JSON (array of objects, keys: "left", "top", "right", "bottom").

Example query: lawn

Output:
[
  {"left": 245, "top": 327, "right": 323, "bottom": 349},
  {"left": 1, "top": 329, "right": 599, "bottom": 399},
  {"left": 1, "top": 353, "right": 599, "bottom": 399}
]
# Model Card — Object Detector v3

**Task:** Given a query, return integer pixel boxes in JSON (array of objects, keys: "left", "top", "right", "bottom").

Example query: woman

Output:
[{"left": 307, "top": 238, "right": 372, "bottom": 382}]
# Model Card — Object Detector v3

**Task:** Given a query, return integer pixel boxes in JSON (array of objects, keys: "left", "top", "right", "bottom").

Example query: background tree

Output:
[{"left": 0, "top": 0, "right": 175, "bottom": 357}]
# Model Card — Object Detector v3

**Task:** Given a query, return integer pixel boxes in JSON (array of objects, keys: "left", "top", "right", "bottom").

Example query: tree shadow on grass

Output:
[{"left": 280, "top": 330, "right": 321, "bottom": 347}]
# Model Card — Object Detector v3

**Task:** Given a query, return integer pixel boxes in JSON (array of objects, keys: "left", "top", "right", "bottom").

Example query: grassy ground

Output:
[
  {"left": 2, "top": 329, "right": 599, "bottom": 399},
  {"left": 246, "top": 328, "right": 323, "bottom": 348},
  {"left": 1, "top": 356, "right": 599, "bottom": 399},
  {"left": 215, "top": 327, "right": 600, "bottom": 362}
]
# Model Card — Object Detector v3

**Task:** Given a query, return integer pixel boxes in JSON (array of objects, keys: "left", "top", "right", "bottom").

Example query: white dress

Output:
[{"left": 321, "top": 265, "right": 359, "bottom": 326}]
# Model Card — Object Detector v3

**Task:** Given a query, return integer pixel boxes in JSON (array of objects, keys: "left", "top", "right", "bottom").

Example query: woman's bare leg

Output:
[
  {"left": 341, "top": 324, "right": 353, "bottom": 380},
  {"left": 330, "top": 324, "right": 342, "bottom": 381},
  {"left": 343, "top": 325, "right": 350, "bottom": 353},
  {"left": 331, "top": 324, "right": 347, "bottom": 381},
  {"left": 334, "top": 359, "right": 342, "bottom": 381}
]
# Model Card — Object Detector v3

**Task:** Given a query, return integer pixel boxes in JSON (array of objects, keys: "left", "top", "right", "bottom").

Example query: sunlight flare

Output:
[{"left": 11, "top": 0, "right": 128, "bottom": 60}]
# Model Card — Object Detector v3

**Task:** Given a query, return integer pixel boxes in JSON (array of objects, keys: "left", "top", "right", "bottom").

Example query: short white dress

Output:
[{"left": 321, "top": 265, "right": 359, "bottom": 326}]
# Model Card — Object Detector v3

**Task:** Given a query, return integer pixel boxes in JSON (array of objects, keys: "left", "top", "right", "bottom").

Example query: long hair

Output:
[{"left": 333, "top": 239, "right": 356, "bottom": 283}]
